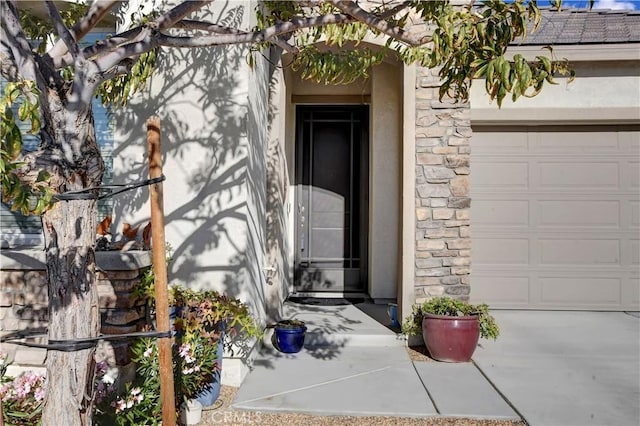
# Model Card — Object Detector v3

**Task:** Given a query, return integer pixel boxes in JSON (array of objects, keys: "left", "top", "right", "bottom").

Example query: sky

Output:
[{"left": 559, "top": 0, "right": 638, "bottom": 9}]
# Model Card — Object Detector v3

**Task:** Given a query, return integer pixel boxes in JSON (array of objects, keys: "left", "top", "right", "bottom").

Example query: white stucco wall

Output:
[
  {"left": 111, "top": 0, "right": 273, "bottom": 384},
  {"left": 110, "top": 1, "right": 275, "bottom": 325},
  {"left": 471, "top": 59, "right": 640, "bottom": 123}
]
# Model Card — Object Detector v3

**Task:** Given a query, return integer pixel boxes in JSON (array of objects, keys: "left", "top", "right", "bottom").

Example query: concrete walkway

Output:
[{"left": 232, "top": 301, "right": 640, "bottom": 426}]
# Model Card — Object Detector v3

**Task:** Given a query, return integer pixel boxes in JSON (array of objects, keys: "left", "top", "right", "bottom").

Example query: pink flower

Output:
[
  {"left": 178, "top": 343, "right": 191, "bottom": 358},
  {"left": 143, "top": 347, "right": 153, "bottom": 358},
  {"left": 34, "top": 387, "right": 45, "bottom": 401},
  {"left": 0, "top": 383, "right": 13, "bottom": 402}
]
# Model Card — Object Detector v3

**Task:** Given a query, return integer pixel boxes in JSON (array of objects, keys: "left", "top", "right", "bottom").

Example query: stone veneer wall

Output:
[
  {"left": 0, "top": 250, "right": 152, "bottom": 368},
  {"left": 414, "top": 66, "right": 471, "bottom": 303}
]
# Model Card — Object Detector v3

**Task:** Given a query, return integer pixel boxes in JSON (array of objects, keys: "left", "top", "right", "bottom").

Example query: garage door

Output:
[{"left": 470, "top": 125, "right": 640, "bottom": 310}]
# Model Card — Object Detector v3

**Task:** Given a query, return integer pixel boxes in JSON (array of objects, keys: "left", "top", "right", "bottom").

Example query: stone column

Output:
[{"left": 414, "top": 66, "right": 471, "bottom": 303}]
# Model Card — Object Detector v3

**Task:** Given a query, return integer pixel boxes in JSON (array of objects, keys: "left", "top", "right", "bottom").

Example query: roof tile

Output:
[{"left": 515, "top": 8, "right": 640, "bottom": 45}]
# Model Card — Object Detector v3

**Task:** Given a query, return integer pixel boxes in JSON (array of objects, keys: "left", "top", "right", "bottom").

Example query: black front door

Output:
[{"left": 294, "top": 105, "right": 369, "bottom": 292}]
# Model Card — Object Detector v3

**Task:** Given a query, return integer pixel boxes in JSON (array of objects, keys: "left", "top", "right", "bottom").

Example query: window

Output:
[{"left": 0, "top": 32, "right": 114, "bottom": 249}]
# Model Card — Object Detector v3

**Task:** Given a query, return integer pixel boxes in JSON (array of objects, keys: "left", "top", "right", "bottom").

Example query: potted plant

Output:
[
  {"left": 169, "top": 285, "right": 262, "bottom": 406},
  {"left": 271, "top": 319, "right": 307, "bottom": 353},
  {"left": 402, "top": 297, "right": 499, "bottom": 362},
  {"left": 93, "top": 286, "right": 262, "bottom": 424}
]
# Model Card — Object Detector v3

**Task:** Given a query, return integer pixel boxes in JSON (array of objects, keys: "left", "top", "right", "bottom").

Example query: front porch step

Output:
[{"left": 263, "top": 301, "right": 405, "bottom": 349}]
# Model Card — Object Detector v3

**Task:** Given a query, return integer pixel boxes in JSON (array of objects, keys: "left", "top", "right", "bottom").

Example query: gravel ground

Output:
[{"left": 199, "top": 346, "right": 525, "bottom": 426}]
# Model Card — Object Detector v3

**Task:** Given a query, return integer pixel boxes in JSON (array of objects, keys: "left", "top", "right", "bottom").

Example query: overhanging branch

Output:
[
  {"left": 153, "top": 0, "right": 213, "bottom": 31},
  {"left": 156, "top": 14, "right": 353, "bottom": 48},
  {"left": 44, "top": 1, "right": 81, "bottom": 60},
  {"left": 46, "top": 0, "right": 119, "bottom": 60},
  {"left": 0, "top": 1, "right": 50, "bottom": 118},
  {"left": 174, "top": 19, "right": 298, "bottom": 53},
  {"left": 330, "top": 0, "right": 427, "bottom": 46},
  {"left": 51, "top": 27, "right": 145, "bottom": 70}
]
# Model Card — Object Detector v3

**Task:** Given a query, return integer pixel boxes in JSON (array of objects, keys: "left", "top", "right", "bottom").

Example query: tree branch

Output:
[
  {"left": 44, "top": 1, "right": 81, "bottom": 60},
  {"left": 329, "top": 0, "right": 426, "bottom": 46},
  {"left": 155, "top": 14, "right": 353, "bottom": 48},
  {"left": 376, "top": 1, "right": 413, "bottom": 20},
  {"left": 272, "top": 38, "right": 299, "bottom": 54},
  {"left": 174, "top": 19, "right": 245, "bottom": 35},
  {"left": 47, "top": 0, "right": 120, "bottom": 59},
  {"left": 0, "top": 2, "right": 46, "bottom": 90},
  {"left": 51, "top": 27, "right": 145, "bottom": 70},
  {"left": 92, "top": 39, "right": 154, "bottom": 78},
  {"left": 174, "top": 20, "right": 298, "bottom": 53},
  {"left": 153, "top": 0, "right": 213, "bottom": 31}
]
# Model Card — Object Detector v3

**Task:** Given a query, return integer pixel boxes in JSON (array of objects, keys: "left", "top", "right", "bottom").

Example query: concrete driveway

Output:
[
  {"left": 233, "top": 303, "right": 640, "bottom": 426},
  {"left": 472, "top": 311, "right": 640, "bottom": 426}
]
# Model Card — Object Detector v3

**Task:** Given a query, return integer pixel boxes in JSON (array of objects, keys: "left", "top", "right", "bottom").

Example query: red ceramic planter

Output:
[{"left": 421, "top": 313, "right": 480, "bottom": 362}]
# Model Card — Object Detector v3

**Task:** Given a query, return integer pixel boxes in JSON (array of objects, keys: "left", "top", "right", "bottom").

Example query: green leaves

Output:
[
  {"left": 402, "top": 297, "right": 500, "bottom": 340},
  {"left": 256, "top": 0, "right": 575, "bottom": 105},
  {"left": 19, "top": 2, "right": 88, "bottom": 54},
  {"left": 472, "top": 51, "right": 574, "bottom": 107},
  {"left": 292, "top": 47, "right": 385, "bottom": 85},
  {"left": 1, "top": 81, "right": 53, "bottom": 216},
  {"left": 97, "top": 49, "right": 159, "bottom": 106}
]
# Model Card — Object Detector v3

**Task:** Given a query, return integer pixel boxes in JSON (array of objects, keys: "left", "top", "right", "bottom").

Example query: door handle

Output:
[{"left": 298, "top": 204, "right": 305, "bottom": 252}]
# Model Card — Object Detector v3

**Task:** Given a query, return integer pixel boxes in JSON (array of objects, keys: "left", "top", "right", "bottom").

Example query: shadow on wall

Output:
[
  {"left": 264, "top": 48, "right": 292, "bottom": 322},
  {"left": 110, "top": 4, "right": 253, "bottom": 304}
]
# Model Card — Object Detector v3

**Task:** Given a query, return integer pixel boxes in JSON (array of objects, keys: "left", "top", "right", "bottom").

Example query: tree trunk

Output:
[{"left": 40, "top": 104, "right": 103, "bottom": 426}]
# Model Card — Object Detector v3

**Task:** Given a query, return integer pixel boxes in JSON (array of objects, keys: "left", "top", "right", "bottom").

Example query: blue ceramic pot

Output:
[
  {"left": 274, "top": 323, "right": 306, "bottom": 353},
  {"left": 170, "top": 306, "right": 225, "bottom": 406},
  {"left": 387, "top": 303, "right": 400, "bottom": 328}
]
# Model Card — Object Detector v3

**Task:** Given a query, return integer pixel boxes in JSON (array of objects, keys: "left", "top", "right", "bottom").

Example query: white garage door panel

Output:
[
  {"left": 632, "top": 241, "right": 640, "bottom": 265},
  {"left": 539, "top": 239, "right": 620, "bottom": 265},
  {"left": 473, "top": 275, "right": 530, "bottom": 305},
  {"left": 631, "top": 163, "right": 639, "bottom": 189},
  {"left": 538, "top": 162, "right": 620, "bottom": 188},
  {"left": 538, "top": 200, "right": 620, "bottom": 227},
  {"left": 474, "top": 163, "right": 529, "bottom": 187},
  {"left": 474, "top": 238, "right": 529, "bottom": 264},
  {"left": 471, "top": 125, "right": 640, "bottom": 310},
  {"left": 631, "top": 202, "right": 640, "bottom": 227},
  {"left": 473, "top": 200, "right": 529, "bottom": 226},
  {"left": 629, "top": 278, "right": 640, "bottom": 305},
  {"left": 534, "top": 130, "right": 619, "bottom": 151},
  {"left": 539, "top": 277, "right": 622, "bottom": 306}
]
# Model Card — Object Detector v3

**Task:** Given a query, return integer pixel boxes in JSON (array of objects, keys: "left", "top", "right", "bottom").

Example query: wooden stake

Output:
[{"left": 147, "top": 117, "right": 176, "bottom": 426}]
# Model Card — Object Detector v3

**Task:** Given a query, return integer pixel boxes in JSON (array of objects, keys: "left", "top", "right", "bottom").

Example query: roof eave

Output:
[{"left": 506, "top": 43, "right": 640, "bottom": 62}]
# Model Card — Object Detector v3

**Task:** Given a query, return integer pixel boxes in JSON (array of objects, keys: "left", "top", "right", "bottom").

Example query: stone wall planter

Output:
[{"left": 0, "top": 249, "right": 152, "bottom": 367}]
